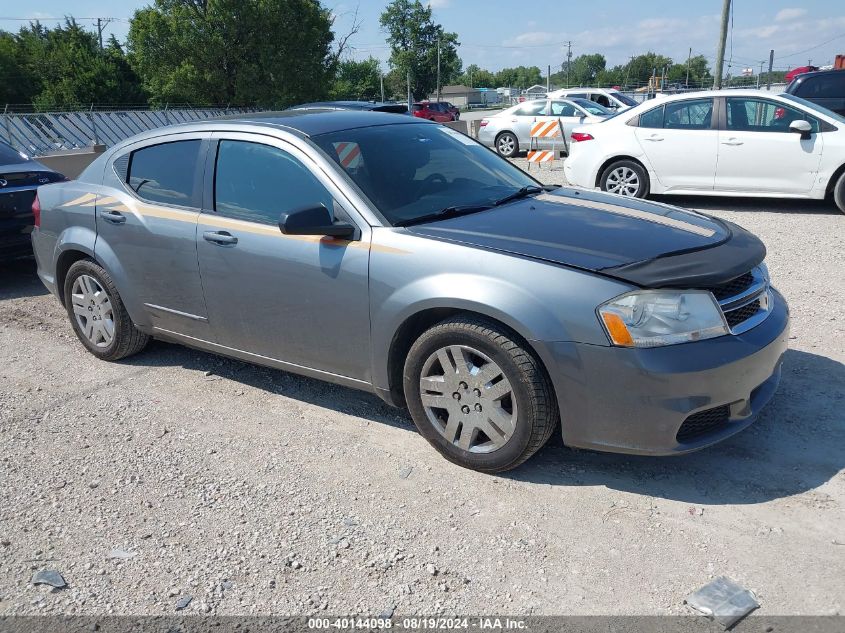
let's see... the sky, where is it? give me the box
[3,0,845,74]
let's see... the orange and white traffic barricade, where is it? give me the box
[527,119,564,170]
[333,141,362,170]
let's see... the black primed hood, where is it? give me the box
[407,188,766,288]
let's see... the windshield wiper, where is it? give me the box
[394,204,492,228]
[491,184,558,207]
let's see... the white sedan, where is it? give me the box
[565,89,845,213]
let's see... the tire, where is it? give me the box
[403,315,558,473]
[495,132,519,158]
[63,259,149,361]
[599,159,650,198]
[834,170,845,214]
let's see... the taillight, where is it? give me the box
[32,192,41,228]
[571,132,594,142]
[480,119,489,127]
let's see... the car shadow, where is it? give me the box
[0,257,49,300]
[652,194,840,215]
[124,339,844,505]
[508,348,845,505]
[124,339,417,433]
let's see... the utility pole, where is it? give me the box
[436,38,441,102]
[407,71,412,111]
[713,0,731,89]
[547,64,551,93]
[766,49,774,90]
[685,47,692,88]
[380,74,385,103]
[565,41,573,87]
[623,55,634,90]
[96,17,112,50]
[757,61,764,88]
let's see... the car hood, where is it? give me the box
[406,188,766,288]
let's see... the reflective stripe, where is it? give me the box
[530,121,561,138]
[527,150,555,163]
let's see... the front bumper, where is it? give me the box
[544,288,789,455]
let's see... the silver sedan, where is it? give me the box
[478,98,611,157]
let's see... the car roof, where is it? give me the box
[210,109,426,136]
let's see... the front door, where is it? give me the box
[634,97,718,192]
[715,96,824,194]
[196,134,372,381]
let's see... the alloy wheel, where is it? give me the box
[497,135,516,156]
[70,274,115,348]
[418,345,518,454]
[605,166,641,196]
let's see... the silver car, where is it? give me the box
[478,98,611,157]
[31,112,788,473]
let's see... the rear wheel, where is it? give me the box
[404,315,558,473]
[599,159,649,198]
[64,259,149,361]
[495,132,519,158]
[833,170,845,214]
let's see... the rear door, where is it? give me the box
[95,134,211,339]
[633,97,718,192]
[714,96,824,194]
[195,133,372,380]
[507,100,549,147]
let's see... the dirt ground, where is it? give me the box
[1,183,843,618]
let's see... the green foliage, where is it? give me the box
[380,0,461,99]
[331,57,383,100]
[127,0,336,107]
[0,20,145,109]
[457,64,496,88]
[494,66,543,88]
[552,53,606,86]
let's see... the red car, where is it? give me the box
[411,102,455,122]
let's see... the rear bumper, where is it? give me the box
[544,288,789,455]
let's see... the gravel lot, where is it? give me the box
[1,165,844,618]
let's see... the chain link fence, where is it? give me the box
[1,106,262,157]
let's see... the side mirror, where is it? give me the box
[278,203,355,238]
[789,119,812,139]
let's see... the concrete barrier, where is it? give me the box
[36,145,106,179]
[443,120,469,135]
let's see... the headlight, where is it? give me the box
[598,290,728,348]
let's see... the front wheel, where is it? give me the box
[495,132,519,158]
[833,170,845,214]
[599,159,650,198]
[64,259,150,361]
[403,316,558,473]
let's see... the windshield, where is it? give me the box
[610,91,638,107]
[312,123,539,226]
[780,93,845,124]
[570,98,612,116]
[0,141,28,165]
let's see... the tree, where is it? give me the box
[495,66,543,88]
[128,0,338,107]
[623,52,674,88]
[380,0,461,99]
[553,53,606,87]
[457,64,495,88]
[331,57,382,100]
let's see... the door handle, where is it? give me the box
[203,230,238,245]
[644,135,664,141]
[98,209,126,224]
[721,139,744,146]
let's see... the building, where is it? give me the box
[428,85,500,108]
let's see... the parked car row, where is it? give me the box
[564,88,845,214]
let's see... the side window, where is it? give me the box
[663,98,714,130]
[550,101,577,117]
[592,94,611,108]
[638,105,664,128]
[214,140,334,225]
[726,98,820,133]
[516,101,547,116]
[127,140,201,206]
[800,75,844,99]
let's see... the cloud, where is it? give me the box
[775,8,807,22]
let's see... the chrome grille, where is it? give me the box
[706,266,772,335]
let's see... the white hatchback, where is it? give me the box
[565,89,845,213]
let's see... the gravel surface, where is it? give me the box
[1,169,844,617]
